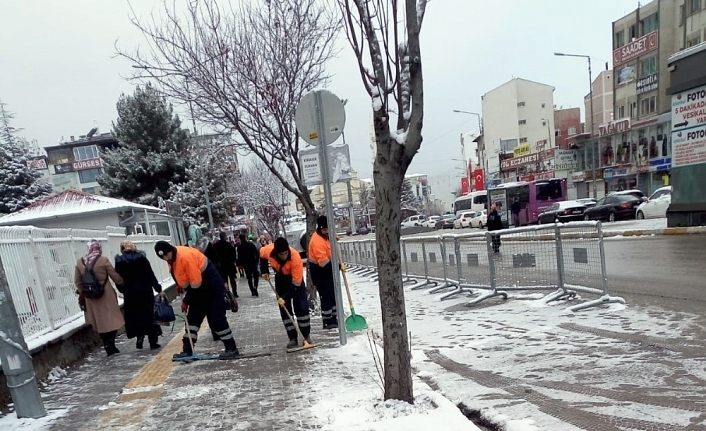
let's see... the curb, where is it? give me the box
[604,226,706,237]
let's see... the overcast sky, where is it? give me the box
[0,0,638,207]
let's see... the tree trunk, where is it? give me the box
[304,203,319,310]
[374,146,413,403]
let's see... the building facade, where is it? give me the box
[43,133,119,194]
[584,69,614,135]
[553,108,582,149]
[481,78,556,184]
[570,0,706,199]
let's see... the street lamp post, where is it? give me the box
[554,52,597,198]
[453,110,483,191]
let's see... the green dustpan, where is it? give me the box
[345,308,368,332]
[341,270,368,332]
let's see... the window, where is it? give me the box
[518,119,527,125]
[541,103,546,108]
[689,0,701,15]
[640,95,657,116]
[639,56,657,77]
[630,102,638,118]
[629,24,637,39]
[640,14,658,36]
[473,195,487,206]
[687,35,701,47]
[78,168,103,184]
[517,102,526,107]
[536,180,564,201]
[519,137,528,143]
[568,127,577,135]
[617,65,636,84]
[615,30,625,48]
[680,4,686,26]
[555,130,561,137]
[73,145,99,161]
[618,106,626,119]
[47,148,73,165]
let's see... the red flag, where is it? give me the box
[473,169,485,191]
[460,177,470,195]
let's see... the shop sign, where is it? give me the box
[513,143,531,157]
[72,158,103,171]
[603,166,633,179]
[555,149,578,170]
[571,171,586,182]
[500,153,539,170]
[54,163,74,174]
[598,119,631,137]
[671,84,706,168]
[636,74,658,95]
[648,157,671,172]
[26,157,48,170]
[613,31,658,67]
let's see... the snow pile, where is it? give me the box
[45,367,67,383]
[0,409,68,430]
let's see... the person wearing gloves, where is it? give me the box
[114,240,164,350]
[260,237,313,350]
[154,241,239,359]
[307,215,339,329]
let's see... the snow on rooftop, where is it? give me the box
[0,189,161,225]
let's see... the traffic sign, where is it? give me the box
[671,83,706,133]
[294,90,346,146]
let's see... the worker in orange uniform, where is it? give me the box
[154,241,239,360]
[260,237,312,350]
[308,215,339,329]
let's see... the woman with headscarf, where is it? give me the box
[114,240,164,350]
[74,240,125,356]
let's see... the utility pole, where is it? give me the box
[0,256,46,418]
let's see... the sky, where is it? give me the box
[0,0,639,208]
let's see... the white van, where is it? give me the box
[401,215,425,228]
[453,190,488,216]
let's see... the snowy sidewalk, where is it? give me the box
[2,279,475,431]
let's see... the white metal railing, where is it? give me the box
[0,225,172,346]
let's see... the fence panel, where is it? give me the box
[557,223,606,295]
[452,232,492,289]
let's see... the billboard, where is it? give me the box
[613,31,658,67]
[299,144,352,186]
[671,84,706,168]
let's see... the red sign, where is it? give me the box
[72,158,103,171]
[460,177,470,195]
[472,169,485,191]
[500,153,540,170]
[26,158,48,170]
[613,31,658,67]
[598,119,631,137]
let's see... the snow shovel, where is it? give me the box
[339,263,368,332]
[265,277,316,351]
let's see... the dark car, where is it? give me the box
[538,200,589,224]
[609,189,648,202]
[438,214,455,229]
[583,195,642,222]
[356,225,371,235]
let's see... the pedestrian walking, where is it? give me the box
[74,240,125,356]
[154,241,240,360]
[511,197,522,227]
[212,231,239,298]
[260,237,313,350]
[308,215,338,329]
[487,202,504,253]
[237,233,260,296]
[114,240,163,350]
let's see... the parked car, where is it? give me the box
[422,215,442,229]
[576,198,597,207]
[401,214,426,228]
[609,189,647,202]
[439,214,455,229]
[469,210,488,228]
[538,200,590,224]
[356,225,371,235]
[636,186,672,219]
[453,211,477,229]
[583,195,642,222]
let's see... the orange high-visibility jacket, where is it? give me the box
[169,246,208,289]
[307,232,331,267]
[261,244,304,286]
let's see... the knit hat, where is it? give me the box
[273,237,289,254]
[154,241,175,258]
[316,215,328,230]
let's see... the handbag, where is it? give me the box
[154,295,176,324]
[224,289,239,313]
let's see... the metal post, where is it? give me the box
[144,209,153,236]
[314,90,346,346]
[554,224,565,292]
[454,237,463,285]
[402,240,410,279]
[440,239,450,284]
[597,222,609,295]
[0,255,47,418]
[588,56,597,199]
[485,232,497,292]
[421,241,429,282]
[28,231,55,331]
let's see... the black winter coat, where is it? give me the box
[212,240,237,272]
[236,241,259,270]
[115,251,162,339]
[486,209,504,231]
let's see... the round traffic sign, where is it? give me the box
[295,90,346,146]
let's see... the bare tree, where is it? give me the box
[118,0,339,234]
[233,160,288,234]
[339,0,427,403]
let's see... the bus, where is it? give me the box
[453,190,488,216]
[488,178,567,226]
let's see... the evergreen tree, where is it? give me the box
[168,155,231,227]
[98,84,190,207]
[400,179,418,210]
[0,101,52,214]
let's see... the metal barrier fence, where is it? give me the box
[339,221,624,312]
[0,226,172,344]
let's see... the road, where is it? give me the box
[603,234,706,315]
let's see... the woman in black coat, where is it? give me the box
[115,240,163,350]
